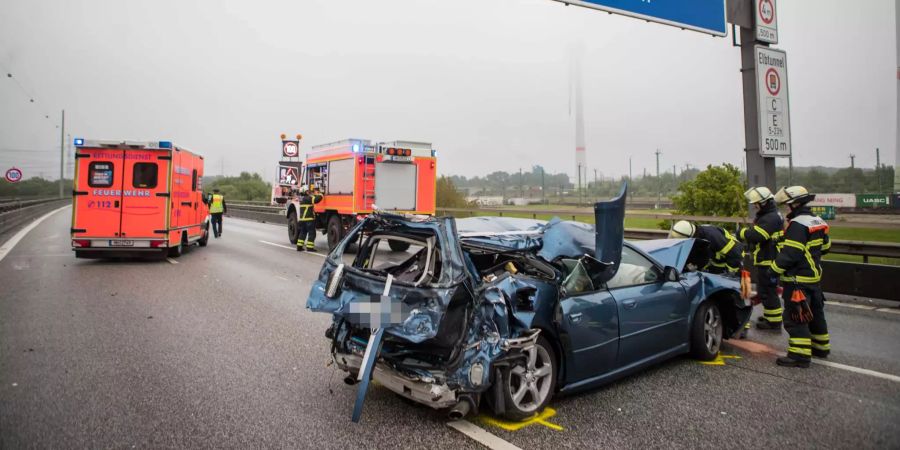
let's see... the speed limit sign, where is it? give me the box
[5,167,23,183]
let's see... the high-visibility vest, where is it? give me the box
[210,194,224,213]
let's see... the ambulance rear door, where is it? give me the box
[72,148,124,238]
[120,149,170,239]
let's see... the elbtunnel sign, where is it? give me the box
[755,46,791,158]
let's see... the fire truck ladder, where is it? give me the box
[361,155,376,210]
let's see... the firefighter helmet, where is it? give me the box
[669,220,696,239]
[774,186,815,205]
[743,186,774,204]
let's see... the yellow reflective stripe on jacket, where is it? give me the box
[753,225,770,240]
[782,239,806,251]
[210,194,224,213]
[821,240,831,251]
[771,262,786,274]
[298,205,314,221]
[807,239,824,248]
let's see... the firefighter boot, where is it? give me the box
[812,349,829,359]
[756,319,782,331]
[296,239,306,252]
[776,356,810,368]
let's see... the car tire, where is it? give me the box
[287,209,298,245]
[499,335,556,421]
[168,234,184,258]
[388,240,411,252]
[327,215,343,251]
[690,301,723,361]
[198,226,209,247]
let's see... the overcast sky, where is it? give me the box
[0,0,896,182]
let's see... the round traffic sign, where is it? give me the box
[759,0,775,25]
[5,167,23,183]
[283,141,299,157]
[765,68,781,96]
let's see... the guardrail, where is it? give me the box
[229,202,900,261]
[0,198,70,238]
[227,202,898,301]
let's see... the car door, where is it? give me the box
[558,258,619,382]
[608,245,690,367]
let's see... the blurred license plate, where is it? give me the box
[109,240,134,247]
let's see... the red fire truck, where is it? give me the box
[71,139,210,258]
[278,138,437,250]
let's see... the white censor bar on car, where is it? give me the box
[357,274,394,382]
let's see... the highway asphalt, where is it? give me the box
[1,208,898,449]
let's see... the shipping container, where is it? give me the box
[855,194,891,209]
[809,193,856,208]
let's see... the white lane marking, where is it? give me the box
[259,240,295,251]
[447,420,521,450]
[0,205,69,263]
[875,308,900,315]
[166,258,179,265]
[275,275,288,281]
[809,358,900,384]
[827,301,878,311]
[259,240,327,257]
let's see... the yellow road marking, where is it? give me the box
[699,353,742,366]
[479,407,564,432]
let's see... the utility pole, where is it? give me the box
[655,149,662,209]
[788,154,794,186]
[628,156,633,204]
[519,167,524,199]
[577,163,582,205]
[541,167,545,203]
[850,154,856,193]
[59,109,65,198]
[593,168,598,195]
[875,148,881,193]
[850,154,855,169]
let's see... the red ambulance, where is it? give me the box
[70,139,210,258]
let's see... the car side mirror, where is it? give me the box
[663,266,680,282]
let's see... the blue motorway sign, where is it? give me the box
[554,0,727,36]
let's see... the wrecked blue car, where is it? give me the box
[307,186,750,422]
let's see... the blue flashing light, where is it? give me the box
[73,138,84,146]
[352,143,360,153]
[159,141,173,149]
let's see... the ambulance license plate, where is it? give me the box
[109,240,134,247]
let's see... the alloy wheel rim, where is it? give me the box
[703,306,722,353]
[508,344,552,413]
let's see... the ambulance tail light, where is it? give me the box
[149,240,167,248]
[73,239,92,248]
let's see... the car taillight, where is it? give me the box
[73,239,91,248]
[150,240,166,248]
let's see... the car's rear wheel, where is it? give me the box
[690,301,722,361]
[499,336,556,421]
[198,224,209,247]
[168,233,185,258]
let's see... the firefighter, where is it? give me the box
[739,187,785,330]
[208,189,227,238]
[669,221,743,276]
[771,186,831,368]
[296,185,323,252]
[670,220,751,338]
